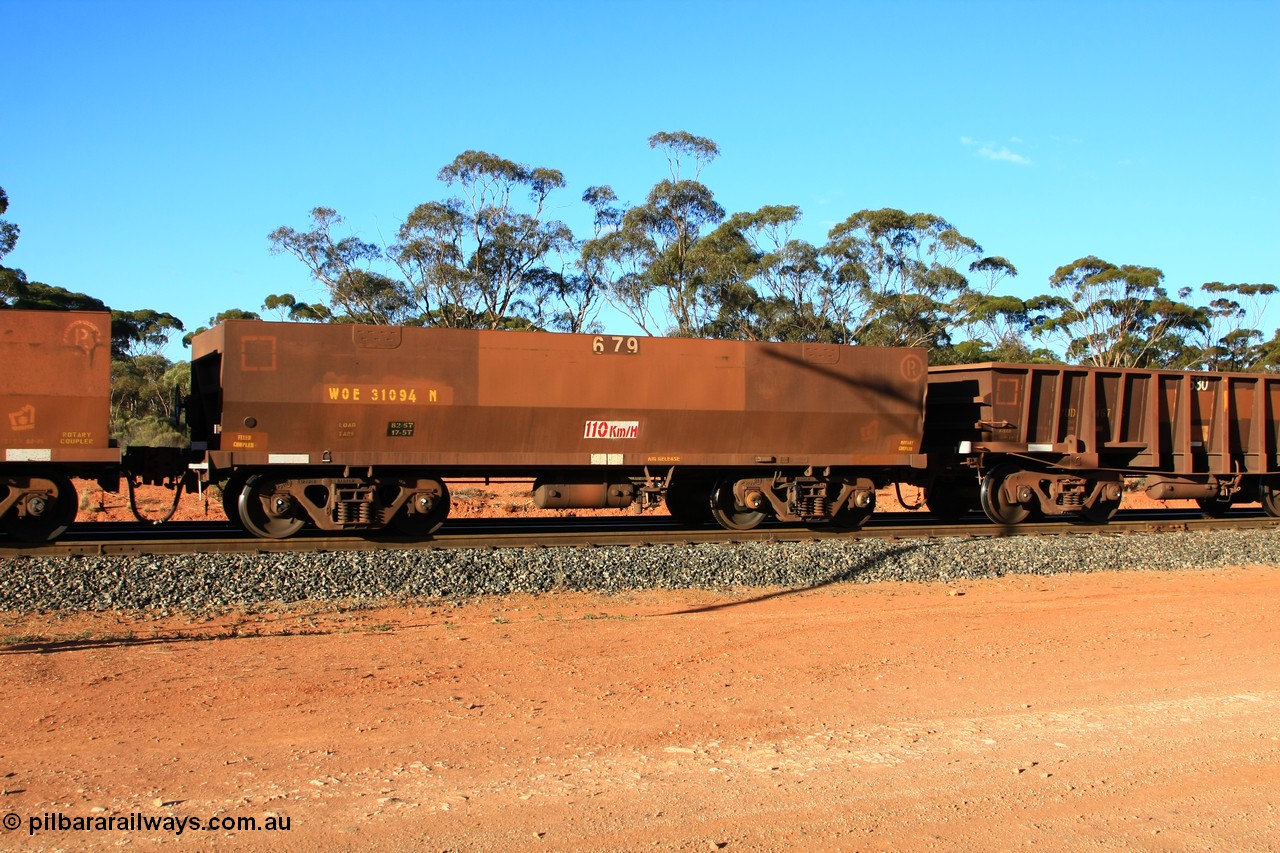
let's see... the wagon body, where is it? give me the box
[191,322,926,471]
[188,321,927,535]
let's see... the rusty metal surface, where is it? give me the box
[190,322,928,475]
[927,362,1280,476]
[0,310,117,465]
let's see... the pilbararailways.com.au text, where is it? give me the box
[9,811,291,836]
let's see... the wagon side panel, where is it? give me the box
[0,309,117,464]
[198,321,926,473]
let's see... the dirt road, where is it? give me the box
[2,565,1277,851]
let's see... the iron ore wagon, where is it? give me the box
[923,362,1280,524]
[187,321,929,538]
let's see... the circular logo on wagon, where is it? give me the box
[901,354,925,382]
[63,320,103,354]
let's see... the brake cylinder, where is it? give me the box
[532,481,635,509]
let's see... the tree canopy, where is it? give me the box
[257,140,1277,371]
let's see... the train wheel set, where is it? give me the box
[221,472,452,539]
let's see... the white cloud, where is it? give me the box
[981,145,1032,165]
[960,136,1033,166]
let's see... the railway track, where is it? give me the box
[3,509,1276,558]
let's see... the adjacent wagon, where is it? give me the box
[924,362,1280,523]
[0,310,117,541]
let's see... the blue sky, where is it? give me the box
[3,0,1277,355]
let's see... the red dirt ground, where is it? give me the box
[1,567,1277,851]
[2,480,1269,849]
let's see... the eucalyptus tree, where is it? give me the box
[1,184,36,307]
[268,207,413,325]
[1250,329,1280,372]
[822,208,1014,350]
[942,293,1060,364]
[519,185,623,334]
[582,131,728,336]
[391,150,576,329]
[180,308,263,348]
[1180,282,1277,371]
[262,293,332,322]
[697,205,845,343]
[1031,256,1206,368]
[110,309,186,357]
[0,186,17,265]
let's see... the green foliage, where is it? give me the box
[115,414,187,449]
[696,206,843,343]
[110,308,185,357]
[1176,282,1278,371]
[262,293,331,322]
[258,147,1276,373]
[181,308,263,347]
[822,209,1014,349]
[0,185,28,305]
[269,153,583,331]
[1250,328,1280,372]
[580,131,730,336]
[1032,256,1207,368]
[268,207,413,325]
[0,186,18,260]
[647,131,720,180]
[111,356,189,447]
[392,150,576,330]
[2,277,110,312]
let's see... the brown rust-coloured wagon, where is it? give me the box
[0,309,117,541]
[924,362,1280,524]
[188,321,928,537]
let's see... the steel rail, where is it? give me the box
[1,510,1276,559]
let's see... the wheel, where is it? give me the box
[0,476,78,543]
[979,465,1033,525]
[829,491,875,530]
[664,481,714,526]
[1261,478,1280,518]
[238,475,306,539]
[1196,497,1232,518]
[220,472,249,525]
[925,483,978,522]
[391,480,450,536]
[709,479,767,531]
